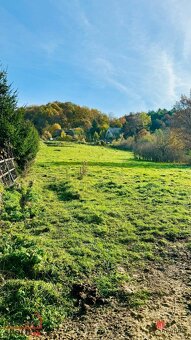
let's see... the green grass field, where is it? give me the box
[0,142,191,338]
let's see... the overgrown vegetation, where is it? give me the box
[1,142,191,338]
[112,97,191,163]
[133,128,186,162]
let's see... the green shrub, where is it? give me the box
[1,190,23,221]
[112,136,135,150]
[0,280,67,331]
[0,235,43,279]
[12,116,39,170]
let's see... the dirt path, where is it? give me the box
[39,246,191,339]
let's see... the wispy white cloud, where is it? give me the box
[164,0,191,60]
[2,0,191,114]
[78,10,93,29]
[40,40,64,57]
[73,0,187,112]
[91,56,146,110]
[140,48,178,108]
[159,52,177,100]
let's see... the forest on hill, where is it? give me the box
[22,96,191,163]
[23,101,174,141]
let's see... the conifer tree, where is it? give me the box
[0,67,39,168]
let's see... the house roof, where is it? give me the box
[107,127,121,133]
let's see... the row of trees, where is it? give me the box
[0,69,39,169]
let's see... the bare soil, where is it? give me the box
[39,245,191,340]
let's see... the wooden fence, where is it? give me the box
[0,157,17,187]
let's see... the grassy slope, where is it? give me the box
[0,142,191,337]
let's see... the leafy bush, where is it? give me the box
[0,233,72,332]
[2,189,23,221]
[0,235,43,279]
[1,248,43,278]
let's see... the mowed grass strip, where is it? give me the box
[0,142,191,335]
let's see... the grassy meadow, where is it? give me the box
[0,142,191,338]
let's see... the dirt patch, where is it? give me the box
[39,246,191,339]
[71,283,107,312]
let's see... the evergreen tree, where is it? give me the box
[0,68,39,169]
[0,69,17,146]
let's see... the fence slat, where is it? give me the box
[0,156,17,186]
[0,158,14,164]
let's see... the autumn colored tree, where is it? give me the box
[173,95,191,148]
[134,128,185,162]
[49,123,62,134]
[23,101,109,138]
[109,118,122,128]
[123,112,151,138]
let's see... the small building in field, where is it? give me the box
[105,127,121,141]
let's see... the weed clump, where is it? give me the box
[118,289,151,308]
[77,162,88,180]
[1,182,42,221]
[0,279,68,331]
[0,330,27,339]
[0,235,43,279]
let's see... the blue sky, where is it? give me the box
[1,0,191,116]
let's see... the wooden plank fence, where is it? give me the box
[0,157,17,187]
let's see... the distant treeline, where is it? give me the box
[22,95,191,163]
[22,101,174,140]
